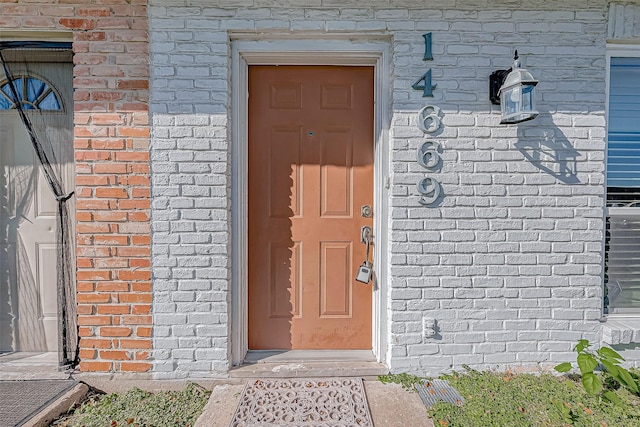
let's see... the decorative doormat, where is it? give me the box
[229,378,373,427]
[416,379,465,408]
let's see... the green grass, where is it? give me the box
[52,368,640,427]
[52,382,210,427]
[378,372,428,391]
[427,369,640,427]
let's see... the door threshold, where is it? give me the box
[230,350,388,379]
[244,350,376,364]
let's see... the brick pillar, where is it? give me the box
[70,5,151,373]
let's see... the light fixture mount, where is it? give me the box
[489,68,510,105]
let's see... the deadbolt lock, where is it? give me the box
[361,205,373,218]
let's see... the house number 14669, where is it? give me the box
[413,33,443,206]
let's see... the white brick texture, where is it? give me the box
[149,0,628,378]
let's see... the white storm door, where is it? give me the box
[0,58,73,352]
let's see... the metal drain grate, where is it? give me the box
[416,380,464,408]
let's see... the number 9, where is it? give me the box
[417,177,441,206]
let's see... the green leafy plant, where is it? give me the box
[52,382,211,427]
[377,372,427,391]
[555,339,639,404]
[552,399,581,425]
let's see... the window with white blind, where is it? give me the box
[605,55,640,314]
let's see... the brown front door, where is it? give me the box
[248,65,374,350]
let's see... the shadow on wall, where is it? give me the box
[514,117,582,185]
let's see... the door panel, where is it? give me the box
[320,241,352,317]
[269,241,302,319]
[248,65,374,350]
[38,243,59,351]
[0,59,73,352]
[321,129,353,217]
[269,127,301,218]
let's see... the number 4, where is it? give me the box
[412,69,436,97]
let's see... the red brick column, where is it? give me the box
[0,1,152,373]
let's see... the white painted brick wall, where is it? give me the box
[148,0,629,378]
[608,2,640,40]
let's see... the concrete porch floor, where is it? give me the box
[230,350,389,378]
[0,352,71,380]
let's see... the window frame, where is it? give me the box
[0,73,64,112]
[605,44,640,316]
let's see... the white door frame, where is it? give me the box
[230,37,391,367]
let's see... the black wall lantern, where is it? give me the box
[489,50,539,124]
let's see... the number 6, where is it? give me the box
[417,105,442,134]
[417,141,441,169]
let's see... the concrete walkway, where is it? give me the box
[195,380,435,427]
[4,377,436,427]
[4,351,436,426]
[3,359,436,427]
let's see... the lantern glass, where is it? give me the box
[500,82,538,124]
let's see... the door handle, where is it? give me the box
[361,226,372,244]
